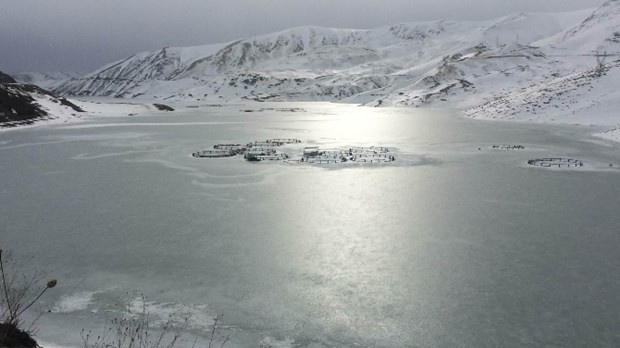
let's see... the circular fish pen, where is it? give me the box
[527,158,583,168]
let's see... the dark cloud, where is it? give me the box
[0,0,604,72]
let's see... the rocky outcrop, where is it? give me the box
[153,103,174,111]
[0,84,48,125]
[0,82,84,128]
[0,71,16,84]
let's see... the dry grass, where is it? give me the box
[81,293,228,348]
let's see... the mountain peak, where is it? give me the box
[557,0,620,51]
[44,6,619,114]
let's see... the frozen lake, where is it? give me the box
[2,102,620,347]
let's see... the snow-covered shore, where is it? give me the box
[0,95,176,131]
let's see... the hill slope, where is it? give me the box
[0,71,84,128]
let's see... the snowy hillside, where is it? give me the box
[0,71,172,129]
[466,0,620,125]
[13,71,83,90]
[552,0,620,53]
[0,81,85,128]
[50,9,585,98]
[48,1,620,131]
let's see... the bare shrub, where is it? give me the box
[0,249,57,327]
[81,293,185,348]
[205,314,229,348]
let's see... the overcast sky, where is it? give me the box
[0,0,605,73]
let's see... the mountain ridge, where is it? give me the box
[39,2,620,127]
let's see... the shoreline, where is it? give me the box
[3,98,620,146]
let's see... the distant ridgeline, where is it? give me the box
[41,0,620,119]
[0,70,84,128]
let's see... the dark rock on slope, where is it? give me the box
[0,71,17,84]
[153,103,174,111]
[0,85,48,126]
[0,323,38,348]
[0,72,84,127]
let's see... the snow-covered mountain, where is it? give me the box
[13,71,83,90]
[0,72,85,128]
[0,76,175,129]
[49,1,620,124]
[552,0,620,52]
[467,0,620,124]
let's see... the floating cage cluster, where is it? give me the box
[245,152,289,161]
[266,138,302,145]
[192,150,236,158]
[193,143,247,158]
[527,158,584,168]
[302,148,347,164]
[491,144,525,150]
[346,146,396,163]
[249,138,301,147]
[244,147,289,161]
[301,146,396,164]
[214,144,247,151]
[241,108,306,113]
[193,138,301,161]
[192,140,397,164]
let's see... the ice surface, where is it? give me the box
[2,104,620,347]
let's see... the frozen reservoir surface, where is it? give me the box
[1,102,620,347]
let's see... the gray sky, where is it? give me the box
[0,0,605,73]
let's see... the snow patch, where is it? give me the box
[52,291,99,313]
[259,336,296,348]
[594,125,620,142]
[127,297,218,332]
